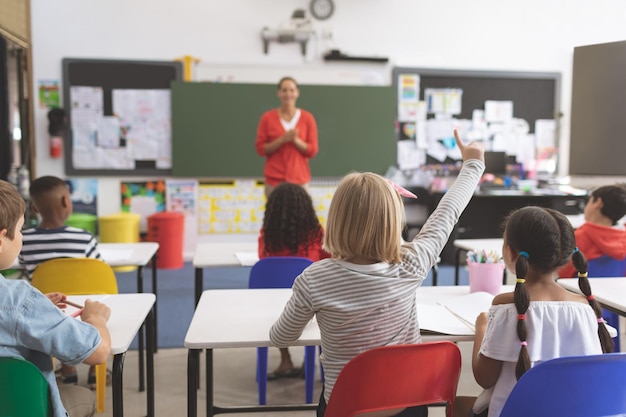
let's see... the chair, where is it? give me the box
[248,256,316,405]
[500,353,626,417]
[31,258,119,413]
[0,357,52,417]
[587,255,626,351]
[324,341,462,417]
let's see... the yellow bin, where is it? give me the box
[98,212,141,271]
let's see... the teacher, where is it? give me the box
[255,77,319,197]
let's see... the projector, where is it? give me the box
[261,9,314,56]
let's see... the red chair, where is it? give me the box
[324,341,462,417]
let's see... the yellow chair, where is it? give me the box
[31,258,118,413]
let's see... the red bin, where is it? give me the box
[147,211,185,269]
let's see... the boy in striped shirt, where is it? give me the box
[19,175,102,387]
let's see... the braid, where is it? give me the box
[574,250,614,353]
[514,254,531,380]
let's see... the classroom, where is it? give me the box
[2,1,626,416]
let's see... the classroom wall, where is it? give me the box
[29,0,626,216]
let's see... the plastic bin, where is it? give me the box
[98,212,141,272]
[65,213,97,235]
[147,211,184,269]
[98,212,141,243]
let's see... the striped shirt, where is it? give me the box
[19,226,102,279]
[269,159,484,402]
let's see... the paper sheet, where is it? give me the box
[417,304,474,336]
[99,248,133,263]
[235,252,259,267]
[439,291,496,331]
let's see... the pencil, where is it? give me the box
[63,299,84,309]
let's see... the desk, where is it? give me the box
[68,293,156,417]
[185,286,496,417]
[192,241,258,306]
[99,242,160,384]
[7,242,160,365]
[558,277,626,316]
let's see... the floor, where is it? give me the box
[91,341,482,417]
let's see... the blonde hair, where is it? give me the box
[324,172,405,263]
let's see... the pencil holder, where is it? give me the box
[468,261,505,295]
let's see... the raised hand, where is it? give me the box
[454,128,484,163]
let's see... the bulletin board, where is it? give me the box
[392,67,561,170]
[62,58,183,176]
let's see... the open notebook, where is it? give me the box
[417,291,495,336]
[417,291,618,338]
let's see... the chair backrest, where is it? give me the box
[31,258,118,295]
[248,256,313,289]
[324,342,462,417]
[587,255,626,277]
[500,353,626,417]
[0,357,51,416]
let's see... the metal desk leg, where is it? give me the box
[206,349,213,417]
[195,267,203,307]
[188,349,200,417]
[151,254,158,353]
[112,352,126,417]
[137,265,145,392]
[146,309,155,417]
[455,247,462,285]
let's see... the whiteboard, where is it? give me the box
[194,61,391,86]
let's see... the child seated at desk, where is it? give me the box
[258,182,329,379]
[18,176,103,387]
[0,179,111,417]
[467,206,611,417]
[270,129,485,417]
[558,184,626,278]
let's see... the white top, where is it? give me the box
[280,108,301,131]
[479,301,603,417]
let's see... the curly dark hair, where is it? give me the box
[262,182,322,255]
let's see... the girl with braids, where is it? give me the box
[469,206,612,417]
[258,182,329,379]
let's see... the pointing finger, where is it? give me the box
[453,128,465,152]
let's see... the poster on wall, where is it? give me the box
[165,179,199,255]
[66,178,98,215]
[121,180,166,233]
[38,80,61,109]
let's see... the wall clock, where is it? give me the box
[310,0,335,20]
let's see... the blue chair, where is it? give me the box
[587,255,626,351]
[500,353,626,417]
[248,256,317,405]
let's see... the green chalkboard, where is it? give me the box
[171,82,395,178]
